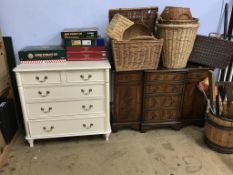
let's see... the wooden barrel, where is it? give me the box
[204,112,233,154]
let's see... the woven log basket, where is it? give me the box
[158,22,199,69]
[112,36,163,72]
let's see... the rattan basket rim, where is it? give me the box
[157,22,199,28]
[110,6,158,11]
[112,38,163,43]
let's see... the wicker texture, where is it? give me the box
[106,14,134,41]
[123,24,152,40]
[158,22,199,68]
[112,37,163,72]
[109,7,158,33]
[161,7,192,20]
[205,112,233,150]
[189,35,233,69]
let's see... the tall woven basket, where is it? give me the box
[158,22,199,68]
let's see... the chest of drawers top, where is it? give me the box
[13,61,111,72]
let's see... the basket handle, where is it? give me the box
[129,36,156,40]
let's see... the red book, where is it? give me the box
[66,46,106,52]
[66,51,107,61]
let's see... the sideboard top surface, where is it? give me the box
[13,60,111,72]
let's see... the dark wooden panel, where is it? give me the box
[145,72,185,82]
[112,71,143,126]
[182,82,207,120]
[144,109,180,122]
[144,95,182,109]
[115,71,143,83]
[144,83,184,94]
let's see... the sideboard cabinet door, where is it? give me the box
[112,71,143,131]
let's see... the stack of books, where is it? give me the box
[18,46,66,64]
[61,28,107,61]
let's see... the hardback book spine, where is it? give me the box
[61,31,98,39]
[64,39,97,46]
[19,50,66,61]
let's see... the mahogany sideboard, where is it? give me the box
[111,66,211,132]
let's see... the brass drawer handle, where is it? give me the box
[42,126,54,132]
[35,76,48,83]
[38,91,50,97]
[41,107,52,113]
[83,123,94,129]
[81,89,92,95]
[80,74,92,81]
[82,105,93,111]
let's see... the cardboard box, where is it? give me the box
[18,45,66,61]
[61,28,98,39]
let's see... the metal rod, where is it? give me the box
[224,3,228,39]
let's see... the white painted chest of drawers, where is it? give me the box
[14,61,111,147]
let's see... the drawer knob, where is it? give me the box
[38,91,50,97]
[82,105,93,111]
[81,89,92,95]
[83,123,94,129]
[42,126,54,132]
[35,76,48,83]
[80,74,92,81]
[41,107,52,113]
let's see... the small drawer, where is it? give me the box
[144,95,182,109]
[24,84,105,101]
[21,72,61,85]
[144,83,184,94]
[115,71,143,82]
[66,70,105,83]
[28,117,105,137]
[145,72,185,82]
[27,100,105,119]
[187,71,209,80]
[144,110,180,122]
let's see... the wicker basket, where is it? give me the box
[109,7,158,33]
[158,22,199,68]
[189,35,233,69]
[161,6,192,20]
[123,24,152,40]
[106,14,134,41]
[112,36,163,72]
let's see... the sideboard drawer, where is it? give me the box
[24,84,105,101]
[27,100,105,119]
[145,72,185,82]
[144,83,184,94]
[144,110,181,122]
[21,72,61,85]
[66,70,105,83]
[115,71,143,83]
[28,117,105,137]
[144,95,182,109]
[187,71,209,80]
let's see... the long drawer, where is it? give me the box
[28,117,105,137]
[24,84,105,101]
[144,83,184,94]
[144,109,181,122]
[144,95,182,109]
[66,70,105,83]
[27,100,105,119]
[21,72,61,85]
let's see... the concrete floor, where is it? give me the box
[0,126,233,175]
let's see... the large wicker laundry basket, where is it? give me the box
[158,22,199,68]
[112,36,163,72]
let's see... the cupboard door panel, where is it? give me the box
[114,83,142,122]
